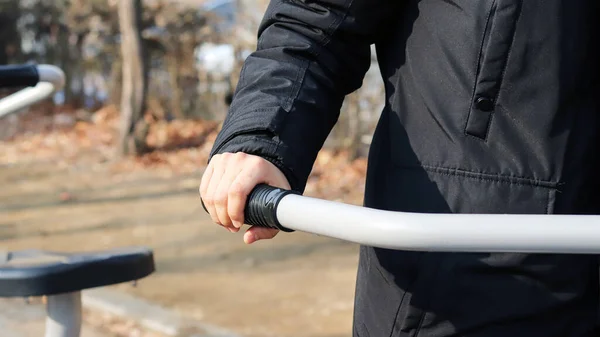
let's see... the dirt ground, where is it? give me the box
[0,160,360,337]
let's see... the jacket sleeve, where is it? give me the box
[209,0,398,192]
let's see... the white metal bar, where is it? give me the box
[0,65,65,119]
[276,194,600,254]
[44,292,82,337]
[37,65,66,89]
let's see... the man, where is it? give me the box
[199,1,600,336]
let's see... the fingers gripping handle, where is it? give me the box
[201,184,296,232]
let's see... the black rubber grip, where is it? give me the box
[244,184,296,232]
[0,64,39,89]
[201,184,297,232]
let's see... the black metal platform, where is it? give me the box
[0,247,155,297]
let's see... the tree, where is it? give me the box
[117,0,149,156]
[0,0,21,64]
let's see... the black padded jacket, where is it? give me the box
[209,1,600,336]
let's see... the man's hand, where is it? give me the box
[199,152,291,244]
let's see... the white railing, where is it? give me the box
[0,64,65,119]
[242,185,600,254]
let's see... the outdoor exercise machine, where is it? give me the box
[0,64,156,337]
[4,62,600,337]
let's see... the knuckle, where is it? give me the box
[214,208,226,220]
[230,213,243,223]
[220,152,232,161]
[203,194,214,205]
[229,202,243,217]
[251,156,267,169]
[229,153,246,166]
[228,183,245,198]
[219,213,232,225]
[214,191,228,205]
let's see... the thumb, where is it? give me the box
[244,227,279,244]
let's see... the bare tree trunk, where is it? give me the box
[0,0,22,64]
[118,0,148,156]
[109,59,122,106]
[346,92,362,160]
[58,29,77,106]
[166,51,184,119]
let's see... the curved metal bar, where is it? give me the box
[276,194,600,254]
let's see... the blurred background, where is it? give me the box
[0,1,384,336]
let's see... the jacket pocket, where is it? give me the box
[465,0,522,140]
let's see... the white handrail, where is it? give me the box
[0,64,65,119]
[276,194,600,254]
